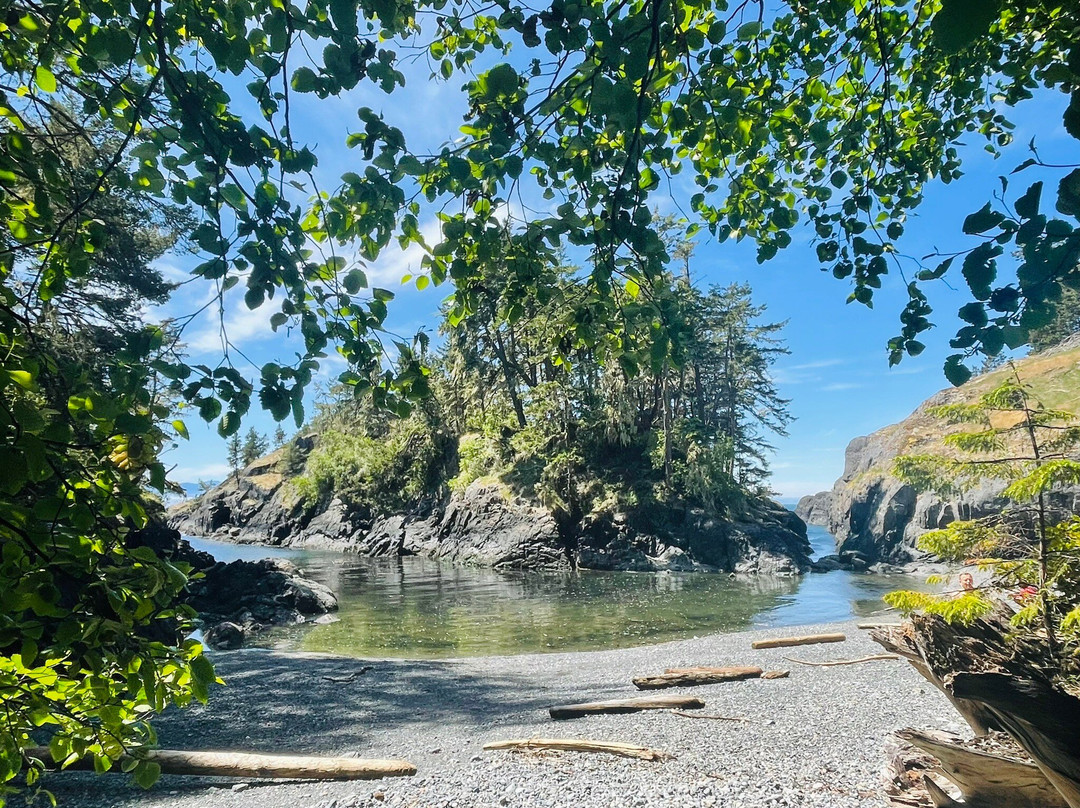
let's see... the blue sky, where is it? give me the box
[155,54,1074,500]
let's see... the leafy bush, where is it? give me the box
[449,433,502,494]
[293,418,446,516]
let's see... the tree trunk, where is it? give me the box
[872,611,1080,808]
[895,729,1069,808]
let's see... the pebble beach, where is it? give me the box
[44,620,968,808]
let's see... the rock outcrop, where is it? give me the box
[171,446,812,575]
[129,519,337,649]
[187,557,338,649]
[795,491,833,526]
[804,338,1080,564]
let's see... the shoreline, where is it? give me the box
[45,619,969,808]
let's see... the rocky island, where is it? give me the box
[171,446,812,576]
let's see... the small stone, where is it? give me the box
[372,791,386,801]
[232,783,249,792]
[429,748,441,754]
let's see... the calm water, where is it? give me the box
[187,523,927,658]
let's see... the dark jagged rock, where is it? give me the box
[803,338,1080,564]
[188,557,338,649]
[171,450,813,575]
[129,520,338,649]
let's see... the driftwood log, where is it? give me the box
[633,666,762,690]
[896,729,1069,808]
[872,611,1080,808]
[29,747,417,780]
[750,632,846,650]
[549,695,705,720]
[483,739,672,761]
[761,669,790,679]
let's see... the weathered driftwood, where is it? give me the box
[549,695,704,720]
[950,672,1080,808]
[761,669,790,679]
[29,747,417,780]
[633,666,762,690]
[670,710,751,722]
[897,728,1069,808]
[858,621,903,630]
[750,632,846,650]
[874,611,1080,808]
[482,739,672,761]
[922,774,960,808]
[783,653,899,667]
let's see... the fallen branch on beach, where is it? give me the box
[322,665,373,683]
[549,695,705,720]
[29,747,417,781]
[784,654,899,667]
[670,710,751,723]
[633,666,763,690]
[761,669,790,679]
[751,633,846,650]
[483,739,672,761]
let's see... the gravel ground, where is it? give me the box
[43,620,969,808]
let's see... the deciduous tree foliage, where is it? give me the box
[1,0,1078,795]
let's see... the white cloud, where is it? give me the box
[821,382,863,392]
[183,292,277,356]
[170,461,231,482]
[774,357,848,385]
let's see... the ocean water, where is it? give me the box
[187,522,929,658]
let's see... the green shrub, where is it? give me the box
[293,417,445,516]
[449,432,502,494]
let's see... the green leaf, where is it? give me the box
[172,420,189,440]
[1015,181,1043,219]
[962,203,1004,235]
[34,65,57,93]
[944,355,973,387]
[132,760,161,789]
[931,0,1002,53]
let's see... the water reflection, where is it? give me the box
[186,524,927,659]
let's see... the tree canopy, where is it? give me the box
[3,0,1078,428]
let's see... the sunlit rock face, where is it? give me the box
[801,338,1080,564]
[172,460,812,575]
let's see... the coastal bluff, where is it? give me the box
[797,337,1080,564]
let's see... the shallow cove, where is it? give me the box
[187,523,931,659]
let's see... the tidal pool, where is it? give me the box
[187,524,930,658]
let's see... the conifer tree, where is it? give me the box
[226,432,243,477]
[241,428,269,466]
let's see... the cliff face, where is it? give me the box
[803,339,1080,563]
[170,447,812,575]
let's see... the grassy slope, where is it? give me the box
[854,339,1080,479]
